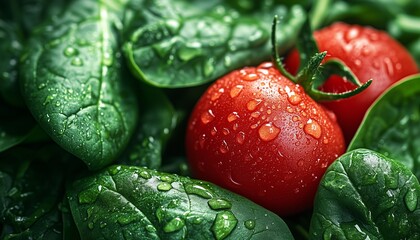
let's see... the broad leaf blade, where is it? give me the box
[67,165,294,239]
[348,74,420,179]
[123,0,305,88]
[310,148,420,239]
[20,0,138,170]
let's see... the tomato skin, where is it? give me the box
[186,62,345,216]
[286,22,419,143]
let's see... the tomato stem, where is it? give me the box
[271,15,371,102]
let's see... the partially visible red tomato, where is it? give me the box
[286,22,419,143]
[185,62,345,216]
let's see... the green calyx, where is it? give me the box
[271,15,372,102]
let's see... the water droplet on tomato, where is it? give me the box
[297,160,304,167]
[258,62,273,69]
[227,112,239,122]
[211,127,218,136]
[251,111,261,118]
[304,119,322,139]
[384,57,394,76]
[258,122,280,141]
[292,116,300,122]
[230,85,243,98]
[243,73,258,81]
[201,109,215,124]
[373,61,381,69]
[222,128,230,135]
[286,106,294,113]
[232,123,238,131]
[362,46,371,56]
[220,140,229,153]
[344,28,359,43]
[247,99,262,111]
[199,134,206,149]
[211,88,224,101]
[236,132,245,144]
[354,59,362,67]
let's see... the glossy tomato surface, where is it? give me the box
[186,62,345,216]
[286,22,419,143]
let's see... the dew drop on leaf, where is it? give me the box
[185,183,214,199]
[64,46,77,57]
[404,189,418,212]
[163,217,185,233]
[71,57,83,66]
[145,224,156,233]
[139,170,152,179]
[211,211,238,240]
[208,198,232,210]
[157,182,172,191]
[244,219,256,230]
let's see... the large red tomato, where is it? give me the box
[186,62,345,216]
[286,22,419,143]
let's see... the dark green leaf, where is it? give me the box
[67,165,294,239]
[349,74,420,179]
[123,0,305,88]
[118,84,178,169]
[310,148,420,240]
[20,0,138,170]
[0,145,70,239]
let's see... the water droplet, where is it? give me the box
[224,55,231,67]
[236,132,245,144]
[243,73,258,81]
[211,211,238,240]
[372,61,381,69]
[220,140,229,154]
[344,28,359,43]
[109,165,122,175]
[304,119,322,139]
[64,47,77,57]
[88,221,94,229]
[222,128,230,135]
[208,198,232,210]
[103,52,113,66]
[100,221,107,228]
[211,88,224,101]
[145,224,156,233]
[163,217,185,233]
[204,58,215,77]
[258,122,280,141]
[78,188,100,204]
[251,111,261,118]
[139,170,152,179]
[201,109,215,124]
[160,175,173,183]
[157,182,172,191]
[71,57,83,66]
[384,57,394,76]
[192,217,203,225]
[354,59,362,67]
[211,127,218,136]
[244,220,256,230]
[247,99,262,111]
[230,85,243,98]
[362,46,371,56]
[285,86,302,105]
[185,183,214,199]
[404,189,418,212]
[227,112,239,122]
[297,160,304,167]
[179,45,202,61]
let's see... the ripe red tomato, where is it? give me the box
[186,62,345,216]
[286,22,419,143]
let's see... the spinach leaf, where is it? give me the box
[348,74,420,179]
[123,0,305,88]
[310,148,420,240]
[0,145,70,239]
[0,20,24,107]
[67,165,294,239]
[20,0,138,170]
[118,84,178,169]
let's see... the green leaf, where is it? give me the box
[123,0,305,88]
[67,165,294,240]
[348,74,420,179]
[310,148,420,240]
[20,0,138,170]
[117,84,178,169]
[0,146,70,239]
